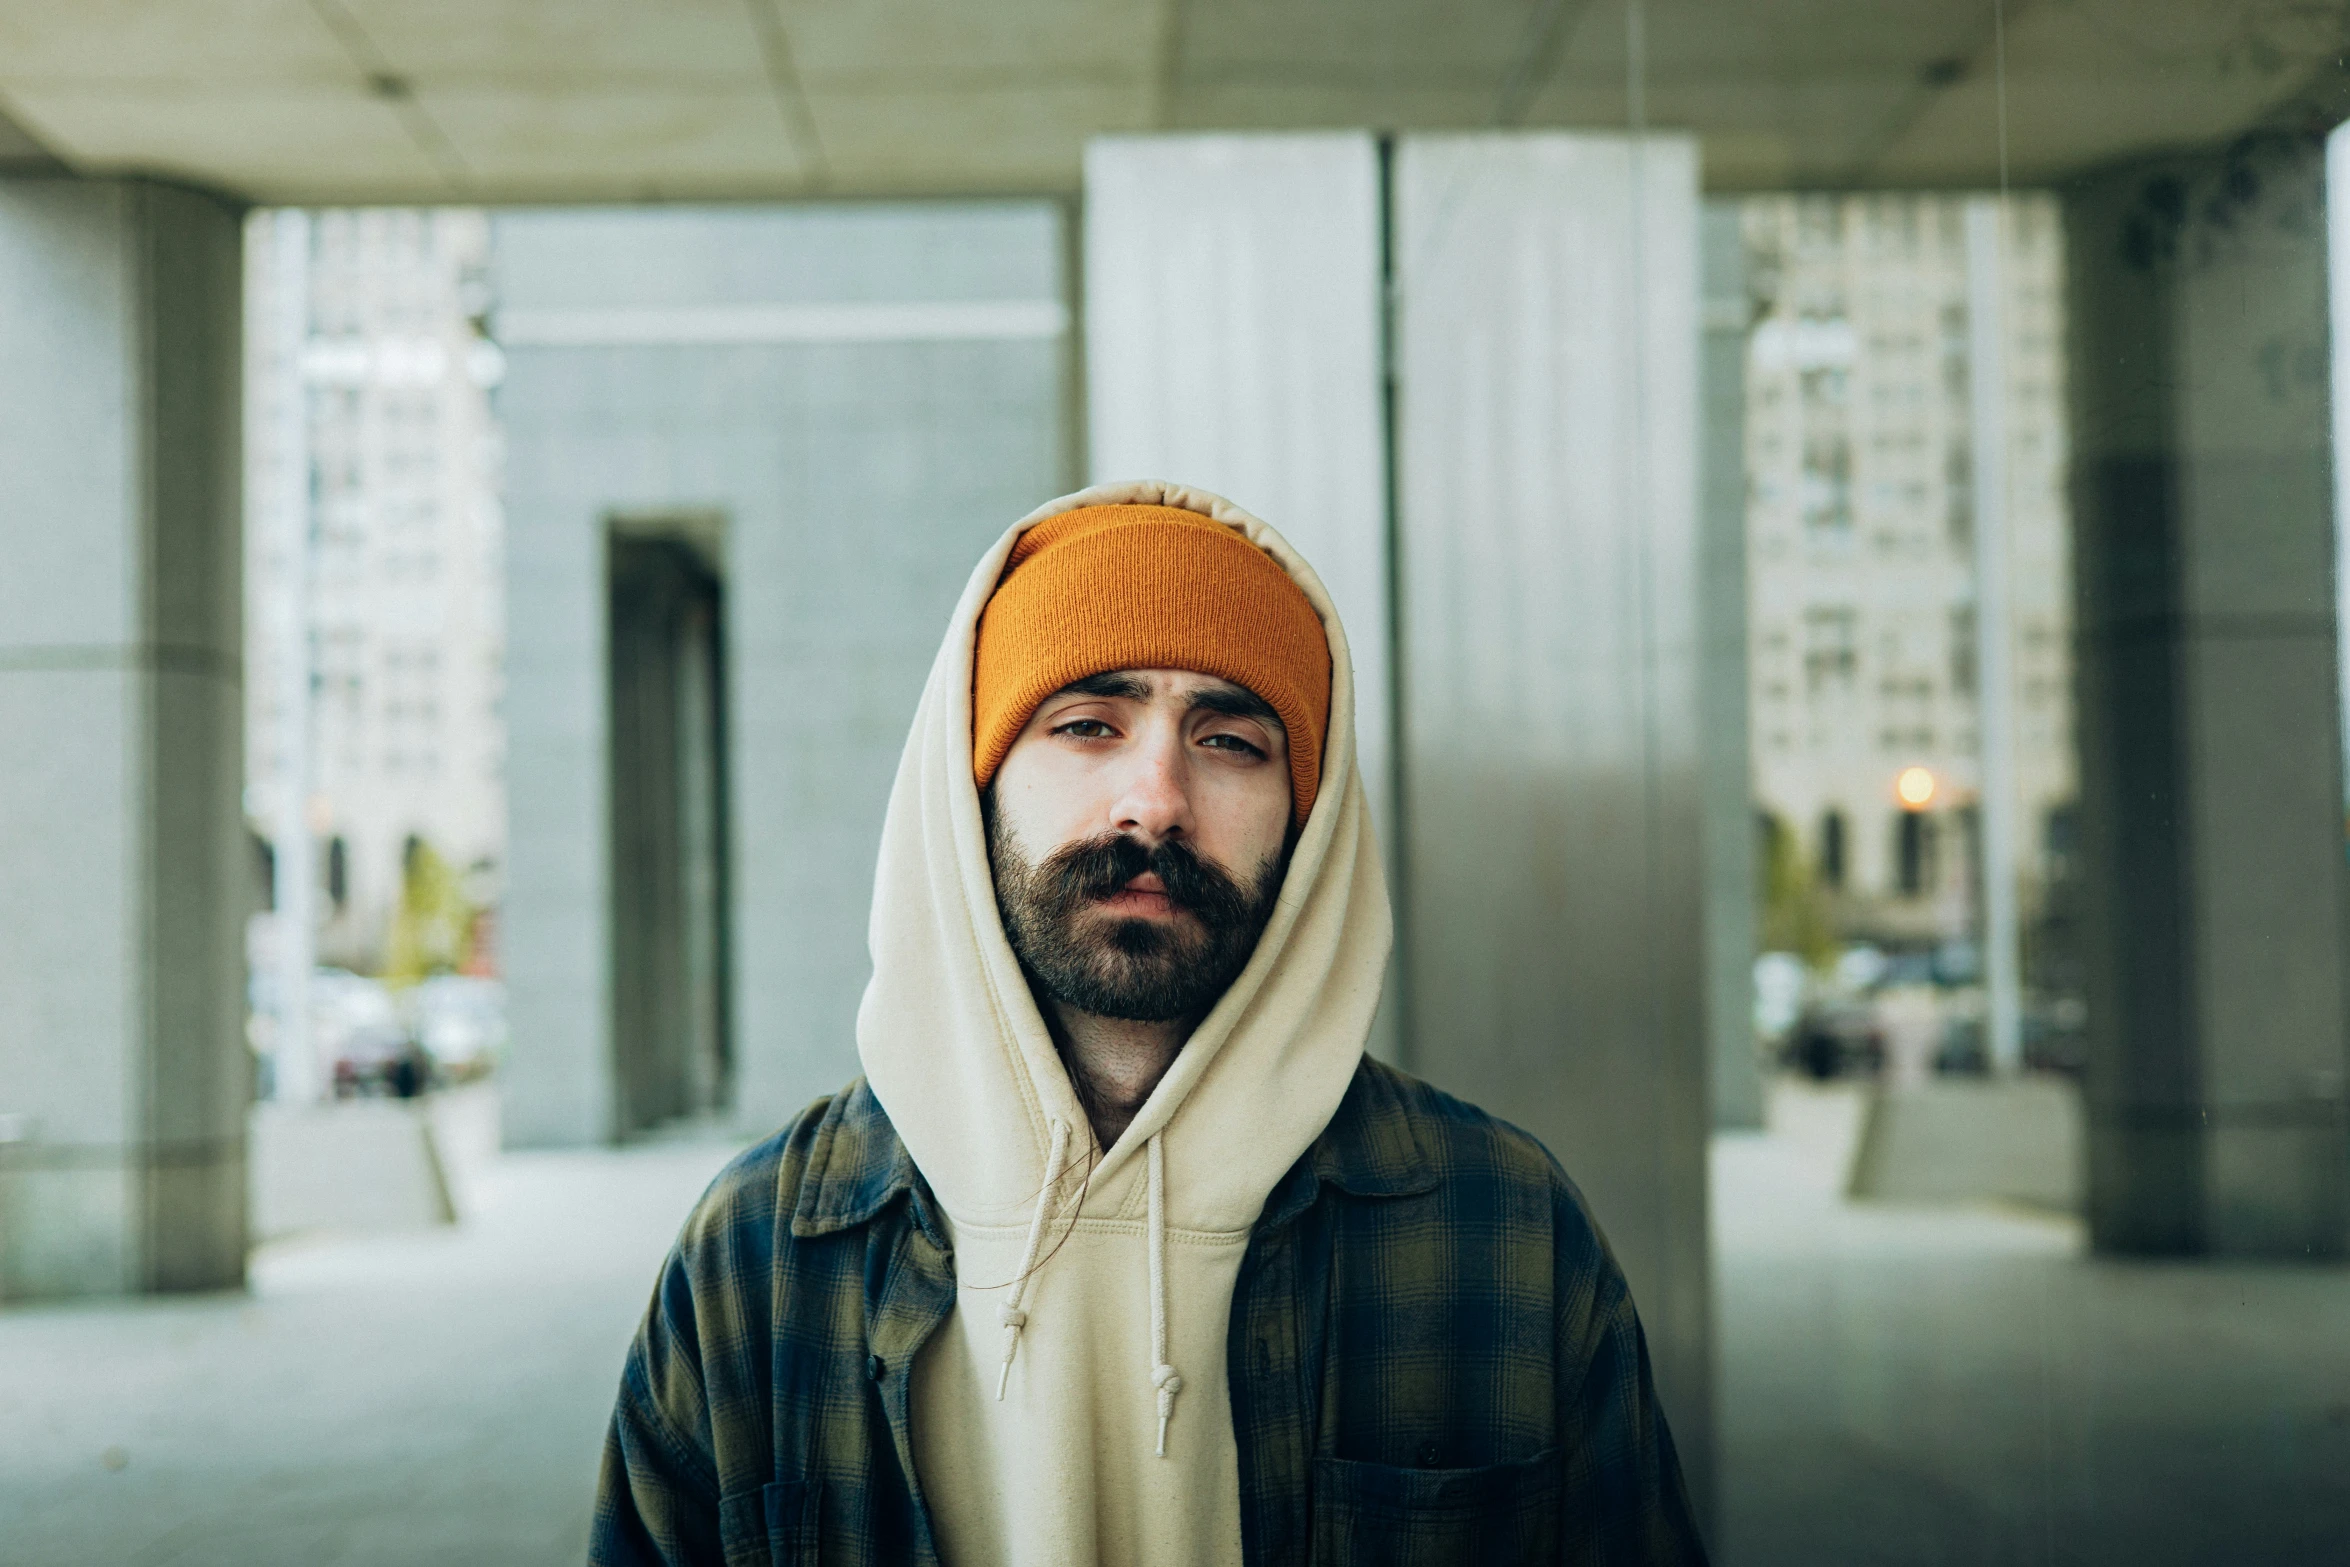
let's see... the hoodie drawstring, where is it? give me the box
[997,1115,1071,1399]
[991,1116,1184,1458]
[1147,1131,1182,1457]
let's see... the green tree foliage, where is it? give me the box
[1756,811,1836,968]
[384,835,475,987]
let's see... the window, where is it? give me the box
[1801,434,1853,538]
[1894,809,1933,896]
[1945,441,1973,549]
[1804,608,1859,695]
[1819,809,1847,889]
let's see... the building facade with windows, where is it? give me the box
[1743,193,2074,946]
[243,209,506,969]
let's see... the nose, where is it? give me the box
[1107,723,1193,845]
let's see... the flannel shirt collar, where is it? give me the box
[790,1081,937,1243]
[791,1059,1436,1246]
[1262,1053,1439,1230]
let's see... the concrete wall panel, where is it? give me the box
[1699,199,1762,1131]
[0,668,137,1148]
[2068,138,2350,1259]
[1391,132,1712,1497]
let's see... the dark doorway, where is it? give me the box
[607,527,731,1138]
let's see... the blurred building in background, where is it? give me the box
[1743,192,2073,950]
[244,209,506,974]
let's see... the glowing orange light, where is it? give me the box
[1894,766,1937,810]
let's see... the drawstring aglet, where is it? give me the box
[996,1303,1029,1401]
[1151,1364,1183,1457]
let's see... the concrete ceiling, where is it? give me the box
[0,0,2343,203]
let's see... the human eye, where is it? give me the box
[1200,730,1267,760]
[1053,717,1117,739]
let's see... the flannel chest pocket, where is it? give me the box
[717,1478,818,1567]
[1311,1448,1561,1567]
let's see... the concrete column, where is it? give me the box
[2066,135,2350,1258]
[1701,199,1764,1131]
[0,178,249,1297]
[1392,132,1713,1499]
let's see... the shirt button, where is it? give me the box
[1417,1441,1442,1468]
[866,1353,886,1383]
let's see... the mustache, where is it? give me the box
[1031,831,1258,927]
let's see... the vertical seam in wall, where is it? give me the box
[2164,365,2206,1242]
[1376,132,1412,1074]
[127,180,163,1290]
[611,521,629,1146]
[1061,195,1089,490]
[1624,126,1669,1201]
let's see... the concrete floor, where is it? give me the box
[1716,1082,2350,1567]
[2,1086,2345,1565]
[0,1138,745,1567]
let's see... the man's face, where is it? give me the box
[987,668,1296,1023]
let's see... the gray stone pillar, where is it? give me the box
[2066,136,2350,1258]
[1391,132,1714,1509]
[1701,199,1764,1132]
[0,178,248,1297]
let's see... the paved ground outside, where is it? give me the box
[4,1083,2347,1564]
[0,1136,746,1567]
[1716,1081,2350,1566]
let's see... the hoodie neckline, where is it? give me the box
[789,1062,1441,1246]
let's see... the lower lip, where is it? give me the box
[1097,889,1177,916]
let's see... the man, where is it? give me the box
[593,482,1707,1566]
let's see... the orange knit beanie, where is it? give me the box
[972,504,1332,822]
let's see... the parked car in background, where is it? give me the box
[406,974,506,1079]
[248,966,505,1099]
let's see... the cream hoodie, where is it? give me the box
[856,480,1392,1567]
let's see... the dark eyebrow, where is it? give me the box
[1048,669,1284,734]
[1054,670,1152,702]
[1188,682,1285,734]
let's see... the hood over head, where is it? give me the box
[857,478,1390,1231]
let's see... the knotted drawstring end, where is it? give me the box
[1145,1133,1182,1458]
[1150,1364,1184,1457]
[993,1118,1067,1403]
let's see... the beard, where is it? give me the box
[986,804,1288,1025]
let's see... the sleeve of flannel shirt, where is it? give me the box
[591,1131,792,1567]
[592,1245,726,1566]
[1553,1175,1713,1567]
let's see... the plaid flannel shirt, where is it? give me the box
[592,1056,1709,1566]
